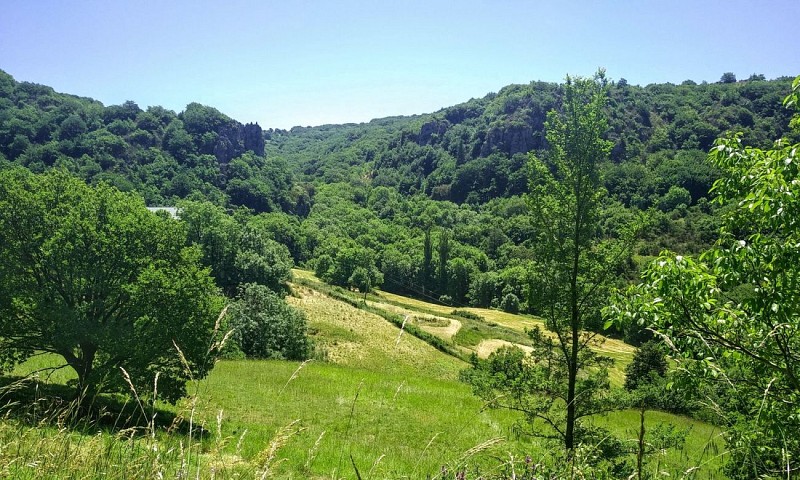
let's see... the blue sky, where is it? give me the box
[1,0,797,129]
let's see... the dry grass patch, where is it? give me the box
[416,317,462,341]
[288,285,464,380]
[291,269,633,385]
[368,289,453,315]
[373,286,635,371]
[365,300,462,341]
[474,339,534,359]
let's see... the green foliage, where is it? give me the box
[0,70,292,213]
[228,283,310,360]
[178,200,293,295]
[0,169,224,403]
[348,266,372,294]
[235,225,293,294]
[521,71,631,450]
[462,340,618,444]
[469,271,498,308]
[657,185,691,211]
[611,76,800,477]
[0,69,792,322]
[320,245,383,291]
[270,71,790,207]
[314,254,333,279]
[499,293,520,314]
[451,310,485,321]
[623,340,667,391]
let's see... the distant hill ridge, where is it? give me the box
[0,69,795,209]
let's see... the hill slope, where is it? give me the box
[2,268,725,478]
[270,75,795,205]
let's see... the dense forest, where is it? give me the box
[1,69,794,335]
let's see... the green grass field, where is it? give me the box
[0,271,727,478]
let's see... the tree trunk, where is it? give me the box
[565,213,581,452]
[61,343,97,411]
[637,405,646,479]
[565,356,577,450]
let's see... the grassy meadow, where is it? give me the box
[0,270,727,478]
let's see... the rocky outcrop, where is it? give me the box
[479,123,537,157]
[418,119,450,145]
[212,122,265,165]
[243,123,265,155]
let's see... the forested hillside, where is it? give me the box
[0,69,301,212]
[271,74,794,205]
[0,70,795,338]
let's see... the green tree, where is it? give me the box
[179,200,240,292]
[228,283,310,360]
[720,72,737,84]
[314,254,334,281]
[499,292,520,314]
[519,71,627,451]
[656,185,691,212]
[437,228,451,295]
[179,201,292,295]
[234,225,293,294]
[528,71,611,450]
[447,257,474,304]
[349,267,372,301]
[321,245,383,291]
[611,76,800,477]
[624,341,667,392]
[0,169,224,404]
[421,227,434,294]
[468,271,498,308]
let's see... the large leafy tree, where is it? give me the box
[612,76,800,478]
[0,168,224,404]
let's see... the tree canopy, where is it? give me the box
[0,168,224,404]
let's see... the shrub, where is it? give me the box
[228,283,311,360]
[451,310,484,321]
[500,293,520,314]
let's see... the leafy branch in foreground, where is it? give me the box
[609,74,800,479]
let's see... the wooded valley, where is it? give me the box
[1,69,799,478]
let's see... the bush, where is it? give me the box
[228,283,311,360]
[451,310,484,321]
[500,293,520,314]
[624,340,667,391]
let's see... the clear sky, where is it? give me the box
[1,0,798,129]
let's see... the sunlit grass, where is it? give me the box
[191,359,522,478]
[593,409,728,478]
[292,269,634,385]
[1,272,726,478]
